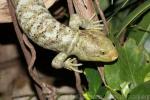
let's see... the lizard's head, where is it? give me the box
[74,32,118,62]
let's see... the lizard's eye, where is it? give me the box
[113,43,116,46]
[100,51,105,55]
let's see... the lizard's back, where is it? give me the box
[14,0,77,52]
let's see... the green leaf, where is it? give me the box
[84,68,102,99]
[104,38,150,90]
[99,0,109,10]
[120,82,130,98]
[109,0,129,19]
[105,86,126,100]
[144,35,150,54]
[110,10,130,35]
[116,0,150,38]
[128,81,150,100]
[144,72,150,82]
[127,12,150,45]
[109,1,138,35]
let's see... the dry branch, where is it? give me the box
[72,0,98,21]
[0,0,12,22]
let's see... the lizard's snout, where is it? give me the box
[108,50,118,61]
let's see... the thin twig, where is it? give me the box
[94,0,109,35]
[23,29,56,100]
[74,73,83,94]
[7,0,46,99]
[97,67,106,86]
[22,34,42,87]
[74,72,84,100]
[67,0,74,14]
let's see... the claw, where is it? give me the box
[74,63,83,66]
[87,25,103,29]
[86,27,103,30]
[89,13,96,21]
[92,20,103,24]
[86,20,104,30]
[64,58,83,73]
[65,65,83,73]
[69,58,77,62]
[69,63,83,67]
[88,13,104,30]
[89,24,103,27]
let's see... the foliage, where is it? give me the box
[84,0,150,99]
[83,68,103,99]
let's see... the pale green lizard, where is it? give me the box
[12,0,118,72]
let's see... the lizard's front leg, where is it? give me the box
[69,14,104,30]
[51,52,83,73]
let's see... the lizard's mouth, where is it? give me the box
[107,50,118,61]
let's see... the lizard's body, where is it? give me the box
[12,0,118,72]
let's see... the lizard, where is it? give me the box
[11,0,118,72]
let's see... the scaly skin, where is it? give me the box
[12,0,118,72]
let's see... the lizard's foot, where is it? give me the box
[86,20,104,30]
[86,13,104,30]
[64,58,83,73]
